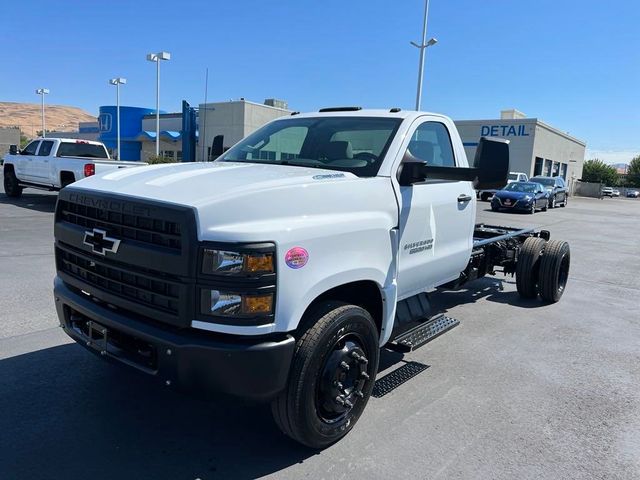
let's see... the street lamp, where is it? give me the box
[146,51,171,156]
[35,88,50,137]
[109,77,127,160]
[411,0,438,111]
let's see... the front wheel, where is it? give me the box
[271,302,379,449]
[561,195,567,207]
[549,195,556,209]
[3,169,23,198]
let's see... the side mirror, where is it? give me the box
[210,135,224,160]
[398,136,510,189]
[9,145,18,155]
[472,137,510,190]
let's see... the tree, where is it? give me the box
[581,159,619,186]
[627,155,640,188]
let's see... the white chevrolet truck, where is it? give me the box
[53,108,571,448]
[3,137,143,197]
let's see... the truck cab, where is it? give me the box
[52,108,570,448]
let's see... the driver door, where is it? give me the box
[16,140,40,182]
[395,119,476,299]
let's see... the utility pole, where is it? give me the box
[411,0,438,111]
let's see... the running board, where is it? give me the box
[386,314,459,353]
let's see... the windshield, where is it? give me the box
[504,182,538,193]
[532,177,555,187]
[219,116,403,177]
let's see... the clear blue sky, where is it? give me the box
[1,0,638,163]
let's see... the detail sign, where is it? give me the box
[481,125,530,137]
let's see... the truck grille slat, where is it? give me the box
[58,200,182,251]
[58,247,180,316]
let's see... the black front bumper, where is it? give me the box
[54,277,295,401]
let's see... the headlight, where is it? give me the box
[202,249,274,275]
[523,195,532,201]
[201,290,274,317]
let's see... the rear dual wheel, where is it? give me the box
[271,302,379,449]
[516,237,570,302]
[538,240,570,303]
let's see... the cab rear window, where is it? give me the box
[57,142,108,158]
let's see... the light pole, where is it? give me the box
[411,0,438,111]
[35,88,50,137]
[109,77,127,160]
[146,51,171,156]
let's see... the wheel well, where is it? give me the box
[4,164,15,175]
[302,281,383,335]
[60,171,75,184]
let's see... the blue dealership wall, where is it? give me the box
[98,106,157,161]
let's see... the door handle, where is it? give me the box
[457,194,472,203]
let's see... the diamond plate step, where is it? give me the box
[387,314,459,353]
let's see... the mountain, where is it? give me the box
[0,102,96,138]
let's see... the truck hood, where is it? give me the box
[70,161,396,242]
[75,161,355,206]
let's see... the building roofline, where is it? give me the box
[199,99,291,112]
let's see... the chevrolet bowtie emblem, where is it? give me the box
[83,228,121,255]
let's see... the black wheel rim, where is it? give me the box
[315,332,371,424]
[557,252,570,293]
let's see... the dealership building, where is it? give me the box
[455,109,586,187]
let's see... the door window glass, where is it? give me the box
[406,122,456,167]
[38,140,54,156]
[22,141,40,155]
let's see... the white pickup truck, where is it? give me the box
[2,137,144,197]
[52,108,571,448]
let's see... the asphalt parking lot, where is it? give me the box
[1,181,639,480]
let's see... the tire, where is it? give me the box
[542,200,548,212]
[549,195,555,209]
[538,240,570,303]
[491,205,499,212]
[561,195,567,207]
[516,237,546,299]
[271,302,379,449]
[529,203,536,214]
[481,192,491,202]
[3,169,23,198]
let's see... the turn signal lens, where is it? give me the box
[244,254,274,273]
[202,249,274,275]
[242,294,273,314]
[203,290,273,317]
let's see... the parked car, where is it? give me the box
[478,171,528,201]
[530,175,568,208]
[602,187,614,197]
[626,189,640,198]
[2,138,145,198]
[612,189,621,197]
[491,181,549,214]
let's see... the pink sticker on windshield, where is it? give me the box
[285,247,308,269]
